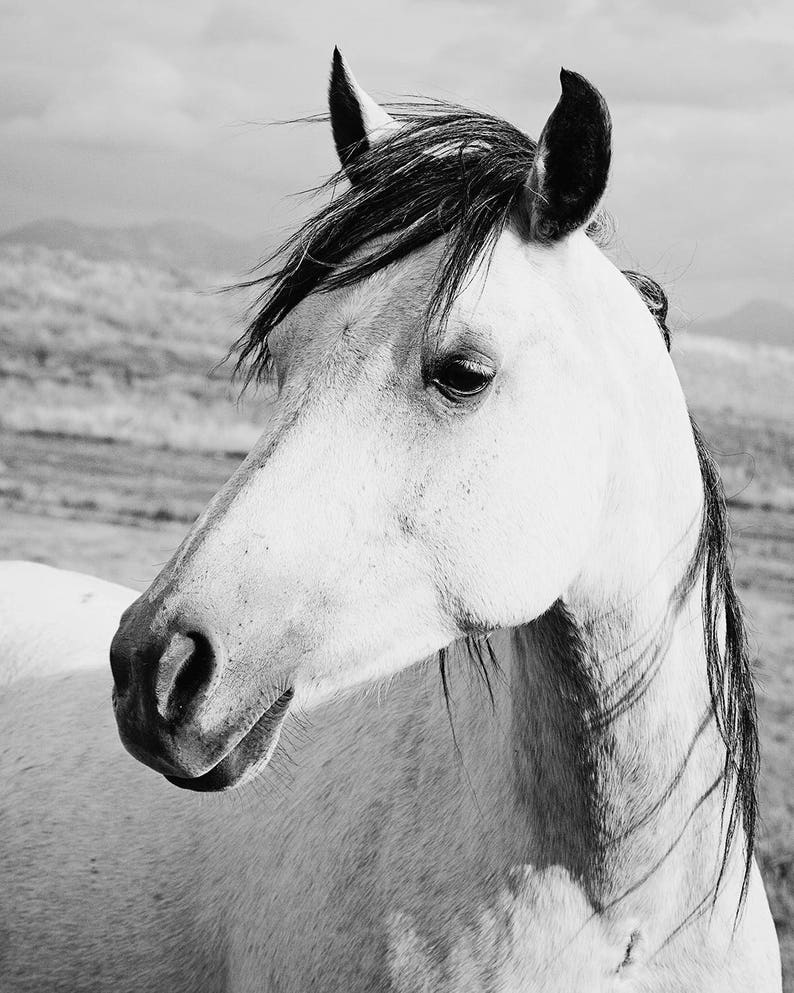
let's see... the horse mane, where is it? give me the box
[625,274,759,910]
[232,101,759,906]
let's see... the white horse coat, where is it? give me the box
[0,562,781,991]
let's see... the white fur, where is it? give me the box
[0,561,135,684]
[0,564,781,990]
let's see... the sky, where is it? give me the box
[1,0,792,321]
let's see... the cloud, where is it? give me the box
[2,45,200,149]
[582,38,794,110]
[199,1,291,47]
[600,0,766,27]
[433,0,794,113]
[0,0,791,315]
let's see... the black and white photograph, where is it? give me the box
[0,1,791,989]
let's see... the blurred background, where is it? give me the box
[0,0,791,983]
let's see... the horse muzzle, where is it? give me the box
[109,598,293,791]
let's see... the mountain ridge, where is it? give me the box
[2,218,793,348]
[686,299,793,349]
[0,218,266,276]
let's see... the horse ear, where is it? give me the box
[522,69,612,243]
[328,47,400,177]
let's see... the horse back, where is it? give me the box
[0,561,136,684]
[0,563,227,992]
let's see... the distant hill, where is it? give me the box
[0,242,269,454]
[4,220,793,350]
[688,300,794,349]
[0,218,265,276]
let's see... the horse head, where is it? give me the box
[110,53,699,792]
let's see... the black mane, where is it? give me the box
[233,101,758,906]
[233,103,539,384]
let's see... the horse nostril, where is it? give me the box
[109,634,132,696]
[158,630,218,721]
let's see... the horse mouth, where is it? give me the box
[164,687,294,792]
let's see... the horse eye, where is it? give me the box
[431,357,495,401]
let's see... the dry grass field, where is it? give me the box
[1,245,792,985]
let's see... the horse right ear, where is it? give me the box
[328,47,400,178]
[521,69,612,243]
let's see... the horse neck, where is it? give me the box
[392,539,733,945]
[504,574,729,901]
[516,251,737,900]
[477,286,734,911]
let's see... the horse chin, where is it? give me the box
[164,687,294,793]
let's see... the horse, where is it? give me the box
[0,51,782,991]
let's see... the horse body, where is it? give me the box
[0,56,782,990]
[0,563,780,991]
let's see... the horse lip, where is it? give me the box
[164,687,295,792]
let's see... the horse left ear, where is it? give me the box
[328,47,400,177]
[522,69,612,243]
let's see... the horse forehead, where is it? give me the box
[288,241,445,355]
[448,230,597,352]
[285,228,581,370]
[466,228,583,318]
